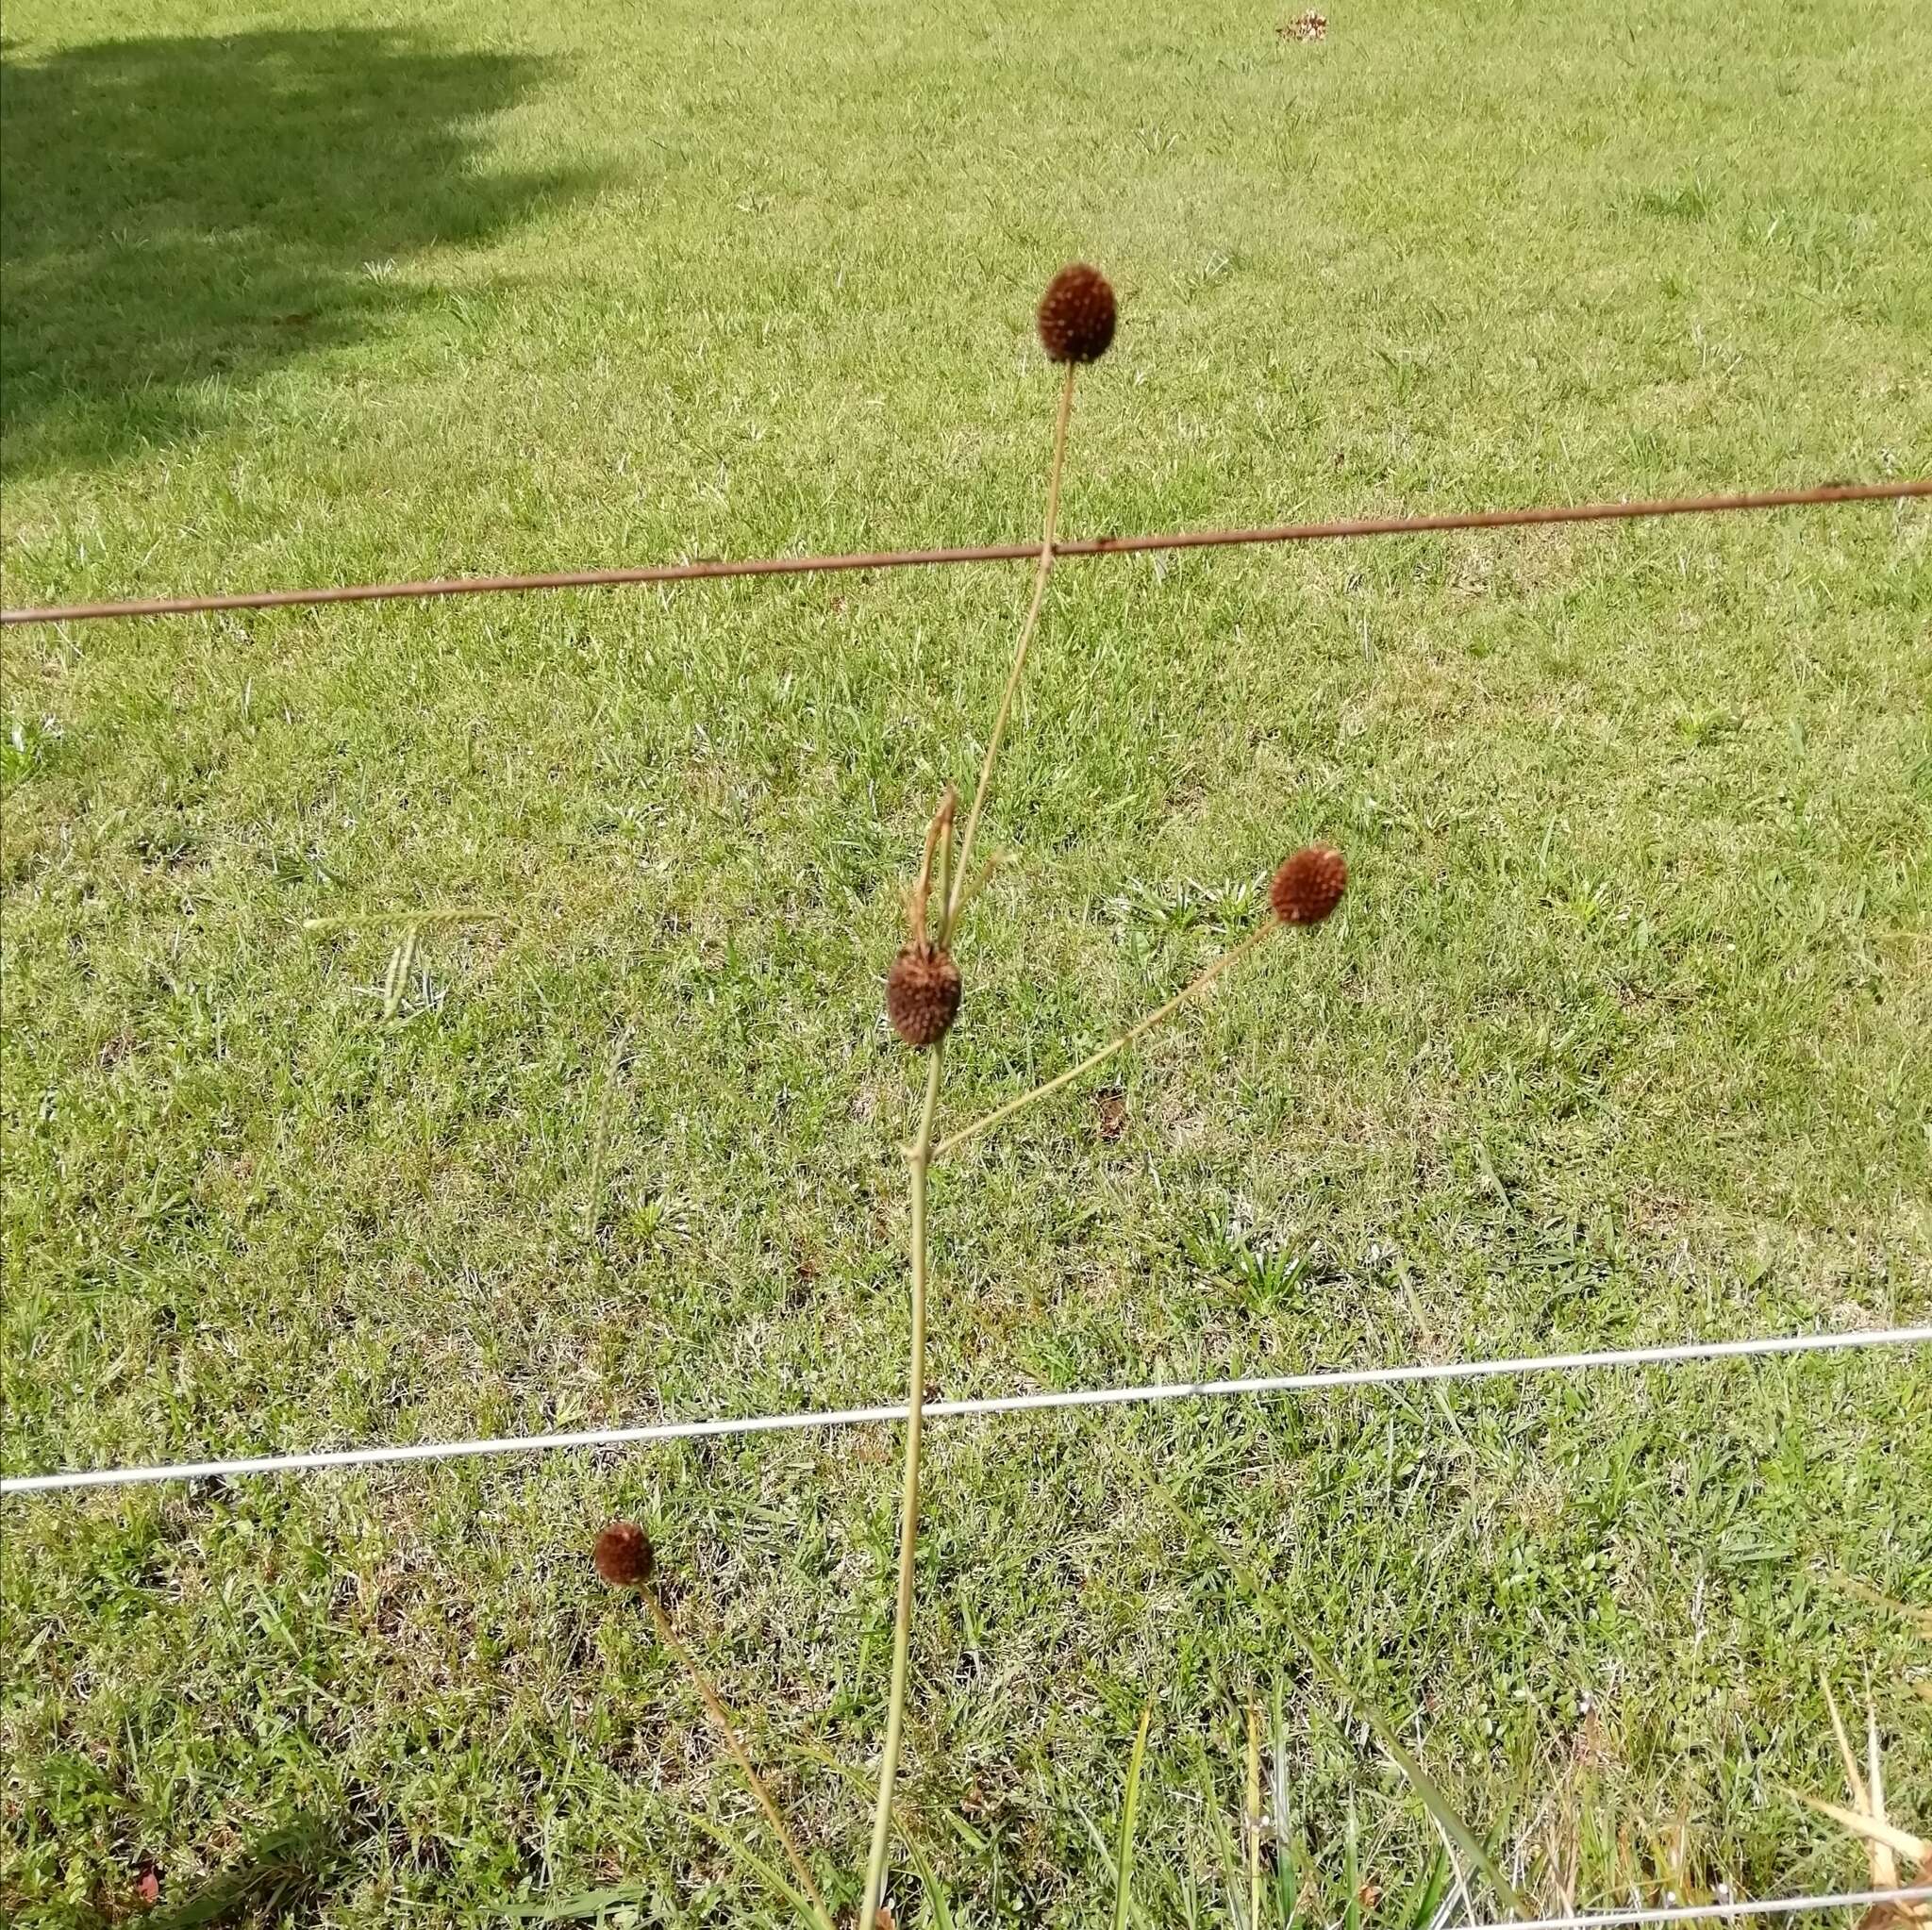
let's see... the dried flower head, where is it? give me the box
[1037,263,1116,363]
[1270,846,1348,925]
[593,1520,656,1588]
[886,942,962,1048]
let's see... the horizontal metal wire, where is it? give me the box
[1458,1888,1932,1930]
[2,478,1924,626]
[4,1323,1924,1498]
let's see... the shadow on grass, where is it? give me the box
[0,30,595,476]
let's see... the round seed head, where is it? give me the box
[1037,263,1117,363]
[1270,846,1348,925]
[886,942,962,1048]
[593,1520,655,1588]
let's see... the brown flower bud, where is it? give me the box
[1037,263,1116,363]
[593,1520,655,1588]
[1270,846,1348,925]
[886,942,962,1048]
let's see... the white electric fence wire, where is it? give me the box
[1453,1888,1932,1930]
[4,1324,1925,1498]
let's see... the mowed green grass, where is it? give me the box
[3,0,1930,1920]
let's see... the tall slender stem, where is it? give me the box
[642,1588,836,1930]
[931,919,1281,1162]
[1246,1702,1262,1930]
[861,363,1077,1930]
[944,363,1077,939]
[859,1044,946,1930]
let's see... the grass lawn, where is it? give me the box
[3,0,1930,1921]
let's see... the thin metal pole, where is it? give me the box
[1453,1887,1932,1930]
[5,1323,1925,1497]
[4,479,1923,626]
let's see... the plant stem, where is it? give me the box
[860,362,1077,1930]
[1247,1702,1262,1930]
[1111,1701,1155,1930]
[641,1587,836,1930]
[944,362,1076,939]
[909,786,957,948]
[931,918,1281,1162]
[859,1043,946,1930]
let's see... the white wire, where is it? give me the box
[1454,1887,1932,1930]
[4,1323,1924,1498]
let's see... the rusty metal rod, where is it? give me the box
[3,478,1924,626]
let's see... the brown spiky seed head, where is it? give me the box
[886,942,962,1048]
[1270,846,1348,925]
[1037,263,1117,363]
[593,1520,655,1588]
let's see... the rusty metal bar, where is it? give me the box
[3,478,1924,626]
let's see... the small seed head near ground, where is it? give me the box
[1270,845,1348,925]
[1036,263,1117,363]
[592,1520,656,1588]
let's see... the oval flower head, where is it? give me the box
[886,942,962,1048]
[592,1521,655,1588]
[1270,846,1348,925]
[1036,262,1117,363]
